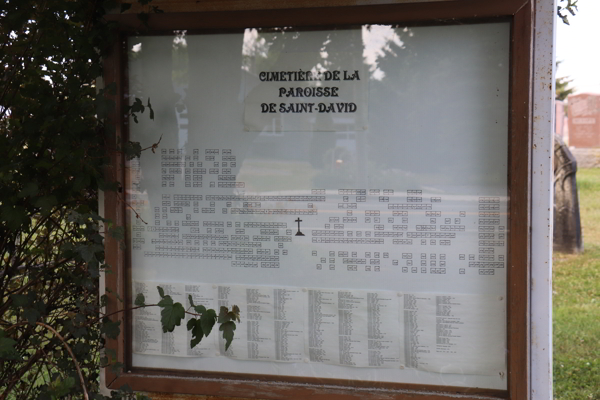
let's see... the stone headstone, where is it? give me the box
[553,134,583,253]
[567,93,600,148]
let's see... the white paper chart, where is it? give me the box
[126,22,511,389]
[133,282,505,375]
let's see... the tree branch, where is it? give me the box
[34,322,89,400]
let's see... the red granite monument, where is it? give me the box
[568,93,600,148]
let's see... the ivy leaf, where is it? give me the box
[110,361,124,376]
[157,286,165,298]
[200,308,216,337]
[219,321,236,351]
[134,293,145,307]
[10,294,31,307]
[0,330,19,360]
[34,195,57,214]
[186,318,203,348]
[187,294,195,308]
[101,319,121,339]
[23,308,40,325]
[48,376,75,398]
[18,182,38,198]
[124,141,142,160]
[130,97,144,113]
[76,244,95,263]
[158,296,185,333]
[100,356,109,367]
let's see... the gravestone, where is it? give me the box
[567,93,600,148]
[553,134,583,253]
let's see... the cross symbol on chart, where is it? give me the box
[295,218,305,236]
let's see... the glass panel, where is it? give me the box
[126,23,510,389]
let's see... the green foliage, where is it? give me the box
[152,287,236,349]
[0,330,19,360]
[200,308,217,338]
[0,1,167,399]
[156,289,185,333]
[124,97,154,124]
[186,318,205,348]
[553,169,600,399]
[134,293,146,307]
[217,306,240,351]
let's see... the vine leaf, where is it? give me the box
[134,293,145,307]
[101,318,121,339]
[158,295,185,333]
[23,308,41,325]
[187,294,207,314]
[230,305,241,322]
[200,308,217,337]
[0,330,19,360]
[194,304,207,315]
[219,321,236,351]
[217,306,230,323]
[186,318,203,348]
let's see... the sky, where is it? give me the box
[556,0,600,95]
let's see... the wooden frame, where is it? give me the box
[102,1,533,399]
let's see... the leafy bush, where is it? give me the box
[0,2,221,399]
[0,1,120,398]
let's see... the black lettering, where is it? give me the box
[318,103,335,113]
[343,70,360,80]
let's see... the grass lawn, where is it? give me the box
[553,168,600,400]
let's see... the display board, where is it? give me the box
[124,22,511,390]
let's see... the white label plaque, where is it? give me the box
[243,52,369,132]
